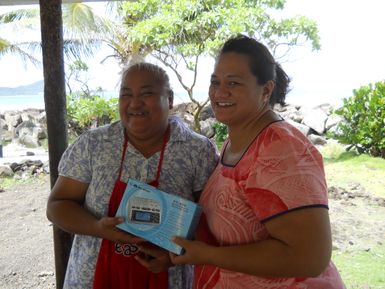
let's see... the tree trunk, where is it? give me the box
[193,104,204,133]
[39,1,72,288]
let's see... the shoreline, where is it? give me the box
[0,100,337,115]
[0,103,45,114]
[0,143,48,165]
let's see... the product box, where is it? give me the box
[115,179,202,255]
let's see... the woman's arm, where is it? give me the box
[171,206,332,278]
[47,176,141,244]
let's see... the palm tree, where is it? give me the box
[0,3,112,67]
[0,8,41,66]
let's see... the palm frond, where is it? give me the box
[0,8,39,24]
[63,38,102,61]
[62,3,112,41]
[0,37,41,67]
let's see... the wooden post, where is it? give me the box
[39,1,72,288]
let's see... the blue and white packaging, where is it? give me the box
[115,179,202,255]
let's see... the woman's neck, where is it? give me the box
[125,124,169,158]
[223,109,279,165]
[227,109,274,151]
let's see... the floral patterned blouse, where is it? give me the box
[58,116,219,289]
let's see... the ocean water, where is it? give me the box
[0,91,120,113]
[0,89,346,114]
[0,91,198,113]
[0,93,45,112]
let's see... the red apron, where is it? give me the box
[93,127,170,289]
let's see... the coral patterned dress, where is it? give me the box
[195,121,346,289]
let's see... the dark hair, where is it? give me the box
[120,62,173,97]
[219,35,290,105]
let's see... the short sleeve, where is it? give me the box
[192,138,219,193]
[244,125,328,221]
[58,132,92,184]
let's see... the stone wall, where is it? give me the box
[0,103,344,178]
[171,102,343,146]
[0,103,344,149]
[0,108,47,148]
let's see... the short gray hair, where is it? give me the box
[120,62,173,96]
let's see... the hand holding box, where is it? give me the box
[115,179,202,255]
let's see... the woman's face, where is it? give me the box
[119,68,173,140]
[208,52,273,128]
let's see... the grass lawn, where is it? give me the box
[320,143,385,198]
[332,244,385,289]
[321,142,385,289]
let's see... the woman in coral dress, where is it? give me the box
[171,35,346,289]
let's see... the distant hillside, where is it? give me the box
[0,80,44,96]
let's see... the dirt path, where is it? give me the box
[0,176,55,289]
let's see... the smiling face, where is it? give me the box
[209,52,273,128]
[119,67,173,141]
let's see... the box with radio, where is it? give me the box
[115,179,202,255]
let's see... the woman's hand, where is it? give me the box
[169,207,333,278]
[95,216,145,244]
[169,237,214,266]
[135,244,173,273]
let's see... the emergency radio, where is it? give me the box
[128,196,161,225]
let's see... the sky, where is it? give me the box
[0,0,385,108]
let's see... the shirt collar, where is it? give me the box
[103,116,190,145]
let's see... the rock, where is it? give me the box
[302,108,328,135]
[276,105,304,123]
[10,162,22,172]
[286,119,311,136]
[199,105,214,121]
[325,114,343,130]
[308,134,327,145]
[200,117,216,138]
[0,165,14,177]
[3,111,22,129]
[1,110,47,151]
[314,103,333,115]
[15,120,41,147]
[18,134,40,148]
[0,118,8,131]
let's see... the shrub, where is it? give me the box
[67,93,119,135]
[213,122,228,147]
[332,81,385,158]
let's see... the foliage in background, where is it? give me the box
[65,60,91,95]
[331,81,385,158]
[66,94,119,135]
[213,122,228,147]
[114,0,320,132]
[65,59,119,135]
